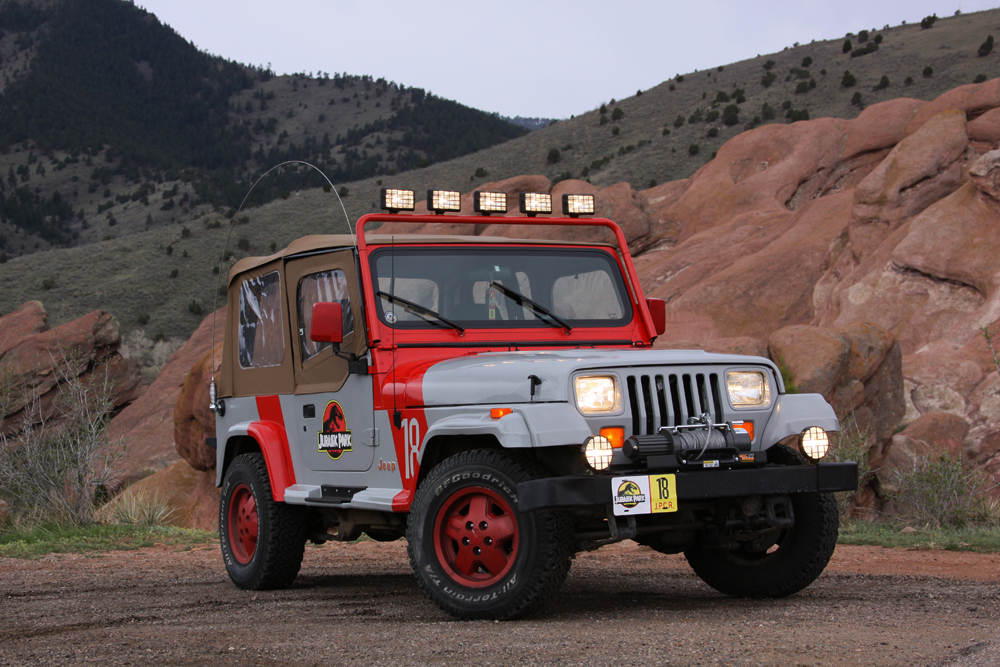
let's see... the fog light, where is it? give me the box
[583,435,613,470]
[474,191,507,215]
[562,193,595,217]
[519,192,552,216]
[380,188,415,213]
[800,427,830,460]
[428,189,461,214]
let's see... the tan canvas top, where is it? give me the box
[228,233,617,283]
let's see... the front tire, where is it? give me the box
[219,452,307,590]
[685,492,839,598]
[406,450,574,620]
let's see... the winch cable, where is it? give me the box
[208,160,352,412]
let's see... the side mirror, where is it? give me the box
[310,302,343,345]
[645,298,666,337]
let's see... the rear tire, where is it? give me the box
[407,449,575,620]
[685,492,838,598]
[219,453,307,590]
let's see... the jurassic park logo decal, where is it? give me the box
[612,476,650,516]
[318,400,352,460]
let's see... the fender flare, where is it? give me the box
[418,412,532,465]
[245,420,297,502]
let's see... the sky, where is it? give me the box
[138,0,1000,119]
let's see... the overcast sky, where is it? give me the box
[138,0,999,119]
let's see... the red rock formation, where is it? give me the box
[0,303,144,436]
[108,307,225,484]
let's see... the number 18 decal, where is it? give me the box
[402,417,420,479]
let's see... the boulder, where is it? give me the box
[969,149,1000,201]
[173,346,220,472]
[878,412,970,479]
[108,307,225,484]
[0,305,144,436]
[968,107,1000,145]
[111,460,220,531]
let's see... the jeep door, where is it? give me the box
[284,250,375,473]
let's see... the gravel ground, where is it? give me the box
[1,540,998,667]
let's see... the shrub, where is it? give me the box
[715,91,730,103]
[763,59,775,70]
[165,245,173,255]
[169,268,178,278]
[858,29,869,43]
[705,110,720,122]
[761,72,777,87]
[851,91,864,107]
[137,313,150,326]
[842,70,857,87]
[790,67,810,79]
[923,65,934,78]
[974,74,988,84]
[0,362,128,526]
[41,277,56,290]
[662,127,670,136]
[599,114,609,126]
[717,65,723,72]
[874,75,890,90]
[338,186,349,197]
[828,417,876,516]
[688,109,703,124]
[722,104,740,126]
[843,39,852,53]
[795,81,810,94]
[707,127,719,138]
[599,103,607,114]
[874,34,883,44]
[474,167,488,178]
[761,103,776,121]
[611,126,620,136]
[688,144,700,156]
[820,68,827,75]
[188,300,204,316]
[889,453,992,527]
[785,108,810,122]
[904,76,913,85]
[801,56,813,67]
[676,75,684,82]
[181,226,191,238]
[611,107,624,121]
[105,491,176,527]
[673,115,685,128]
[979,35,995,57]
[237,237,251,251]
[668,84,675,91]
[920,14,937,29]
[851,42,879,58]
[648,179,656,188]
[546,147,561,164]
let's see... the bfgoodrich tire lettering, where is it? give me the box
[685,491,839,598]
[407,449,574,620]
[219,452,307,590]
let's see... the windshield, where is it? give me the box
[370,247,632,330]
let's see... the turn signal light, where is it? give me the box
[600,427,625,449]
[733,421,754,441]
[490,408,513,419]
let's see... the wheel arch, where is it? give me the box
[417,433,502,486]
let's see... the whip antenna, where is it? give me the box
[208,160,352,414]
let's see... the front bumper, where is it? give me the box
[517,462,858,512]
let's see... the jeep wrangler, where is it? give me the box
[210,188,857,620]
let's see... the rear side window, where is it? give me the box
[297,270,354,361]
[239,271,284,369]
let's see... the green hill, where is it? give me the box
[0,3,997,351]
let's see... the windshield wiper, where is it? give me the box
[489,281,573,332]
[376,291,465,333]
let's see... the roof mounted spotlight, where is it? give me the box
[380,188,415,213]
[428,189,461,215]
[562,193,596,217]
[518,192,552,217]
[473,191,507,216]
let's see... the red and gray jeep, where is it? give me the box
[210,188,857,620]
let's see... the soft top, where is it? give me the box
[228,233,617,281]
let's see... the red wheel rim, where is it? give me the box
[228,483,258,565]
[433,486,519,589]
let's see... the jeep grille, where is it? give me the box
[626,371,724,435]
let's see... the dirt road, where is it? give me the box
[2,539,998,666]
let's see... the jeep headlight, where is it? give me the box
[800,427,830,460]
[574,376,621,414]
[726,371,771,408]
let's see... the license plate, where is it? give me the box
[611,474,677,516]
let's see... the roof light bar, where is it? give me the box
[473,191,507,216]
[428,189,461,214]
[518,192,552,217]
[380,188,415,213]
[562,193,595,217]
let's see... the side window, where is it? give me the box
[297,269,354,362]
[239,271,284,369]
